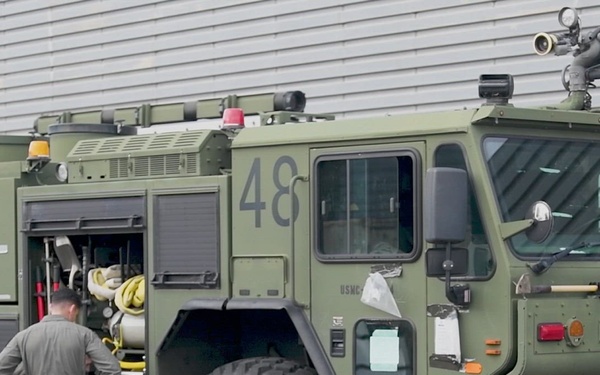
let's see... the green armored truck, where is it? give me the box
[0,7,598,375]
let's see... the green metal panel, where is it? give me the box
[0,136,30,162]
[516,298,600,374]
[0,179,19,302]
[472,104,600,128]
[232,256,286,298]
[231,110,473,149]
[231,143,311,305]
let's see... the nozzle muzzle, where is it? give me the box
[533,32,558,55]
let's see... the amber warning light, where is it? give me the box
[537,323,564,341]
[27,140,50,160]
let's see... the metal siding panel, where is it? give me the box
[0,0,80,17]
[2,0,600,133]
[0,10,50,31]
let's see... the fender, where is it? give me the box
[158,298,335,375]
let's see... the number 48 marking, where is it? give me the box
[239,156,300,228]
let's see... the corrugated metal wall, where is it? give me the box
[1,0,598,134]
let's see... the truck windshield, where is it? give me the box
[483,136,600,258]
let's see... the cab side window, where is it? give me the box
[316,153,416,258]
[434,144,493,277]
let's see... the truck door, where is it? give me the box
[310,142,425,375]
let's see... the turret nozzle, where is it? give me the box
[533,32,559,55]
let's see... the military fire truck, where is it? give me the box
[0,6,599,375]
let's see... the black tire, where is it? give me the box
[208,357,317,375]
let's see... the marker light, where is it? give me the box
[27,140,50,160]
[464,362,482,374]
[568,319,584,336]
[221,108,245,130]
[537,323,564,341]
[565,318,584,347]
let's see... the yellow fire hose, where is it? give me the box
[102,336,146,371]
[114,275,144,315]
[88,268,120,301]
[102,274,146,370]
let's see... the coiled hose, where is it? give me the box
[114,275,144,316]
[102,334,146,371]
[87,265,122,301]
[103,274,146,370]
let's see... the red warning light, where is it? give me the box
[222,108,245,130]
[537,323,564,341]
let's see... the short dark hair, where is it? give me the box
[50,288,82,309]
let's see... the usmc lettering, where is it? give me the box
[340,285,363,295]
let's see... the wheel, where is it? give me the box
[208,357,316,375]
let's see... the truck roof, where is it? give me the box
[232,104,600,148]
[231,107,476,149]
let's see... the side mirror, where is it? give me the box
[525,201,554,243]
[424,167,471,307]
[424,167,468,244]
[426,248,469,277]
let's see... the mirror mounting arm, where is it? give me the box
[499,219,534,240]
[443,242,472,307]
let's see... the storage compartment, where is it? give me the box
[25,232,145,369]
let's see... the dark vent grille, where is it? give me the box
[97,139,122,153]
[130,155,188,177]
[69,130,207,159]
[153,192,219,289]
[174,132,205,148]
[71,140,98,156]
[119,158,128,177]
[135,157,149,177]
[186,153,197,174]
[150,156,165,176]
[148,134,177,149]
[166,155,180,175]
[123,138,149,152]
[117,158,129,178]
[109,159,119,178]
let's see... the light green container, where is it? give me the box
[0,135,32,162]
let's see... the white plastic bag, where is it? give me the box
[360,272,401,317]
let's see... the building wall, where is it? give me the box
[1,0,598,134]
